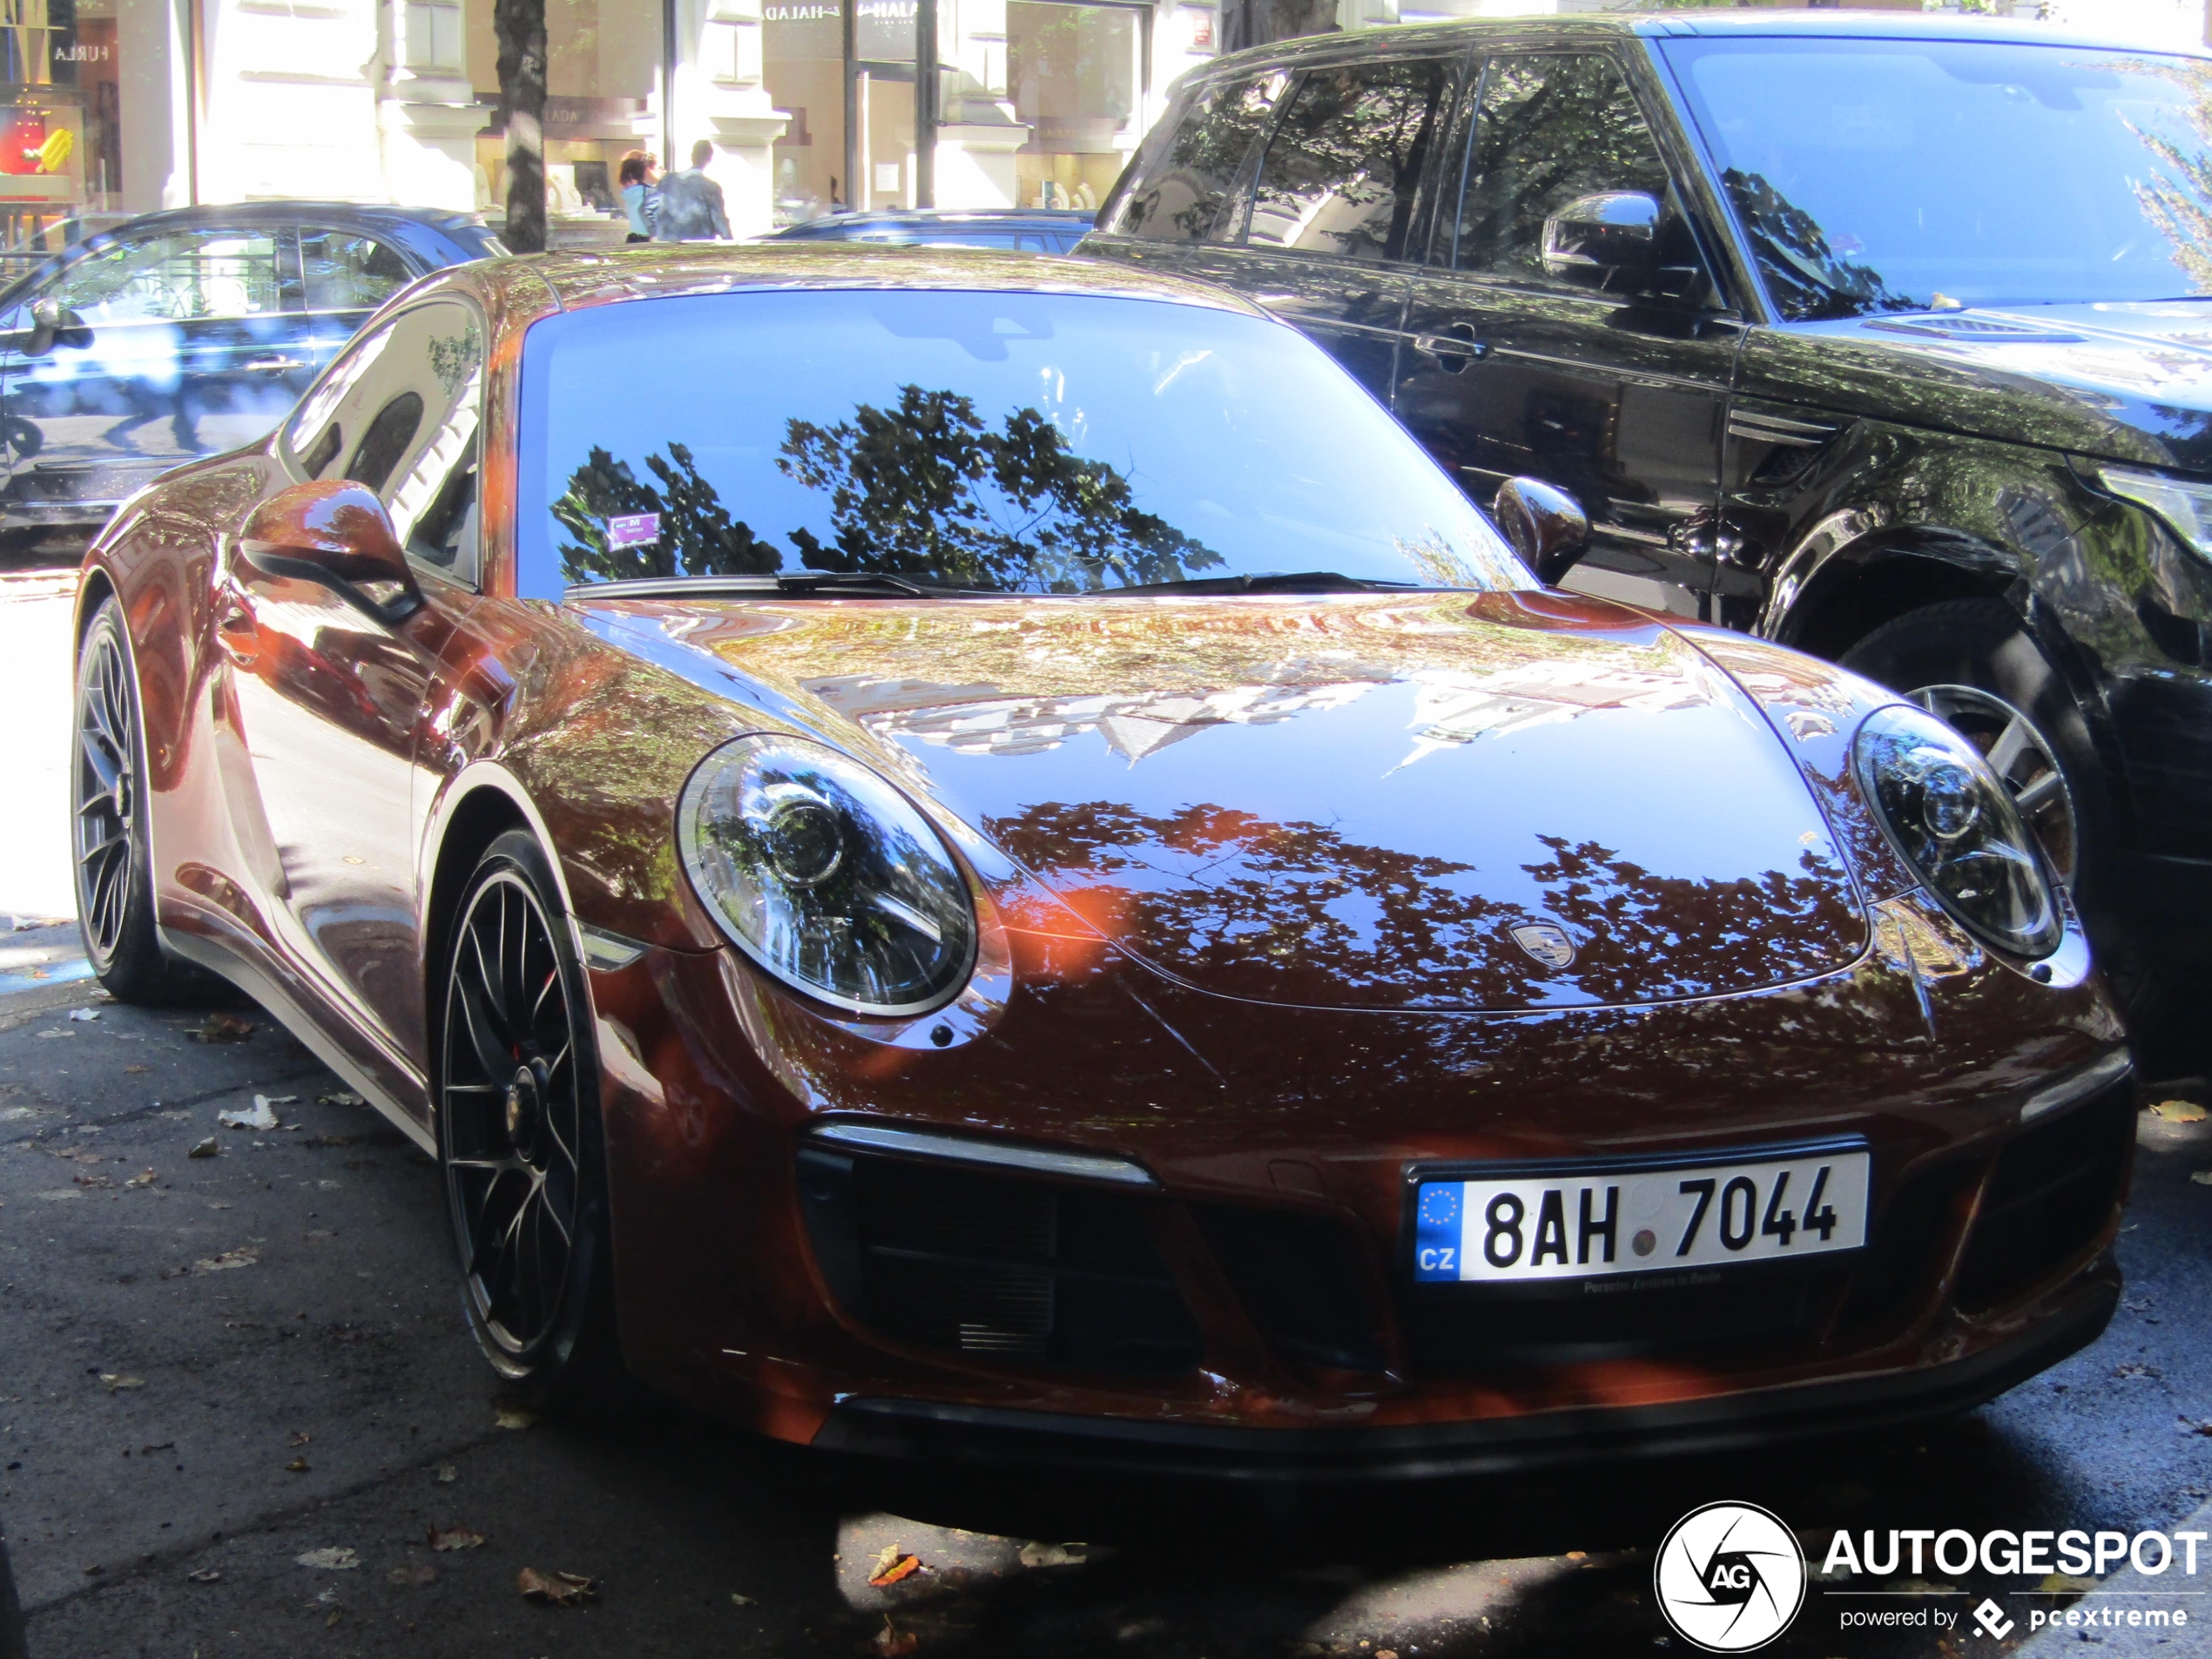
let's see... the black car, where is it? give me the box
[1085,11,2212,1076]
[765,208,1096,253]
[0,202,502,532]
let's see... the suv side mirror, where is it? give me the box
[1494,476,1591,586]
[19,296,91,358]
[1541,192,1703,299]
[238,480,421,624]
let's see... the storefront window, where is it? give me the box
[465,0,660,234]
[0,0,120,257]
[764,0,846,222]
[1008,1,1140,211]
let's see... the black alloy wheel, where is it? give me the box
[73,597,208,1003]
[438,828,619,1400]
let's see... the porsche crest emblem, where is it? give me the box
[1509,921,1577,971]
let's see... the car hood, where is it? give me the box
[1744,300,2212,473]
[577,589,1870,1013]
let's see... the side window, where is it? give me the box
[1451,55,1672,282]
[49,228,284,323]
[300,231,414,314]
[1109,73,1285,244]
[284,300,483,585]
[1245,59,1455,263]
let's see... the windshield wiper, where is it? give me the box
[570,572,983,601]
[1099,570,1423,597]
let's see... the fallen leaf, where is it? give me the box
[2041,1573,2097,1593]
[73,1171,112,1189]
[295,1548,360,1570]
[288,1430,311,1447]
[2149,1099,2209,1123]
[2179,1418,2212,1437]
[98,1373,144,1392]
[187,1137,219,1159]
[318,1091,366,1108]
[185,1568,222,1583]
[285,1457,310,1473]
[124,1170,155,1190]
[431,1463,456,1483]
[494,1405,539,1431]
[517,1566,596,1605]
[1017,1541,1083,1568]
[732,1592,758,1606]
[873,1616,919,1656]
[192,1249,257,1274]
[1377,1651,1399,1659]
[191,1013,255,1043]
[123,1064,150,1075]
[388,1561,437,1587]
[67,1008,100,1022]
[2192,1171,2212,1186]
[2114,1362,2162,1379]
[217,1097,280,1131]
[429,1525,485,1552]
[869,1553,922,1588]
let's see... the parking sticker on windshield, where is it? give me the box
[606,513,661,550]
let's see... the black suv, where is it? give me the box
[1085,11,2212,1075]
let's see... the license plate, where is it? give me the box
[1411,1150,1870,1283]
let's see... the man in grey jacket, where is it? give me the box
[654,139,732,241]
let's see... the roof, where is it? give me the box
[515,241,1269,319]
[769,208,1097,239]
[1195,9,2212,76]
[90,201,492,235]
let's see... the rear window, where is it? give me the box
[1107,74,1286,243]
[516,288,1527,599]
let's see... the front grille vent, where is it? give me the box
[796,1143,1202,1375]
[1954,1082,2133,1312]
[1196,1207,1384,1372]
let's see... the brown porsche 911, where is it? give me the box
[71,247,2129,1477]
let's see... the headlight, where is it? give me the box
[2100,465,2212,563]
[678,734,977,1015]
[1852,705,2061,959]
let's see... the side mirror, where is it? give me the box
[20,296,91,357]
[1541,192,1669,293]
[1494,476,1591,586]
[238,480,421,624]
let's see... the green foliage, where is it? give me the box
[1720,168,1918,320]
[776,384,1224,591]
[2126,57,2212,295]
[552,442,784,584]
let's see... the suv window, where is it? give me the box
[301,230,413,314]
[1109,74,1285,243]
[286,299,484,585]
[1247,59,1454,262]
[50,228,285,323]
[1451,55,1671,282]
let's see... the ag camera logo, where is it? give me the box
[1655,1501,1806,1652]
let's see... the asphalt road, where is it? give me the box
[3,567,2210,1657]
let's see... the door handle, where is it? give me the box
[1411,324,1489,371]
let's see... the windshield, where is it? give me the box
[516,288,1527,598]
[1662,37,2212,318]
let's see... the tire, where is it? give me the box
[72,597,216,1004]
[435,828,623,1408]
[1840,597,2145,997]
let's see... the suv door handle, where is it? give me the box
[1411,323,1489,371]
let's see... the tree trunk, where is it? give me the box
[494,0,548,253]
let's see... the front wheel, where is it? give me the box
[436,829,621,1406]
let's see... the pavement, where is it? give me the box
[0,567,2209,1657]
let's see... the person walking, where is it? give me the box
[653,139,732,242]
[618,151,659,243]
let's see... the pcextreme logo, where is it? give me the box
[1655,1501,1808,1652]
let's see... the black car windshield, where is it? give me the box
[516,288,1528,598]
[1662,37,2212,318]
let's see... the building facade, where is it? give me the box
[0,0,2195,247]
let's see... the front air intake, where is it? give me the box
[796,1143,1202,1376]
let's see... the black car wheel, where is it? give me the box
[437,828,620,1404]
[1841,596,2133,973]
[73,597,209,1003]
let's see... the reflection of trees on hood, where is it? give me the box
[554,442,784,583]
[777,385,1223,591]
[985,800,1858,1009]
[1722,169,1918,320]
[555,388,1223,591]
[2126,58,2212,294]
